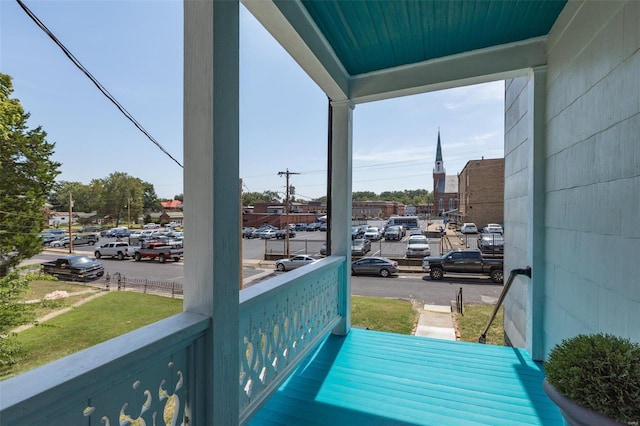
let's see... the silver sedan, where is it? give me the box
[275,255,321,271]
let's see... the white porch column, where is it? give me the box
[184,0,239,423]
[329,100,354,336]
[527,66,546,360]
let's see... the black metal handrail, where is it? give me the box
[479,266,531,344]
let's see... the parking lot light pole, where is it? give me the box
[278,169,299,257]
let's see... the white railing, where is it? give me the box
[0,256,346,425]
[238,256,346,423]
[0,312,209,425]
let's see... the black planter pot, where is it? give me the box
[543,378,627,426]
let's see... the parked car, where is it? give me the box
[94,242,132,260]
[482,223,504,234]
[79,226,100,233]
[143,223,160,229]
[259,229,277,239]
[460,223,478,234]
[478,234,504,254]
[295,223,307,231]
[351,226,365,240]
[275,229,296,239]
[64,234,98,247]
[405,235,431,258]
[305,223,320,231]
[351,257,399,278]
[383,226,402,241]
[242,227,256,238]
[364,227,381,241]
[275,255,321,271]
[40,233,58,246]
[351,239,371,256]
[250,225,276,239]
[41,255,104,281]
[319,223,327,231]
[49,237,70,248]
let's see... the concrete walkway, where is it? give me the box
[414,303,457,340]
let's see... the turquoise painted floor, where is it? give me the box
[249,328,563,425]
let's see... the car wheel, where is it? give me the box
[430,267,443,280]
[134,252,141,261]
[491,269,504,283]
[117,252,124,261]
[174,257,180,262]
[94,251,101,259]
[159,253,166,263]
[379,269,390,278]
[351,268,356,276]
[276,263,286,272]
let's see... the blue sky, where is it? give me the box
[2,0,504,201]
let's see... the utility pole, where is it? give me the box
[127,197,131,230]
[278,169,300,257]
[68,191,73,253]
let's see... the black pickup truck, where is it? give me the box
[41,255,105,281]
[422,249,504,283]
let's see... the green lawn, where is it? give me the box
[351,296,417,335]
[3,287,502,381]
[2,291,182,380]
[456,304,504,345]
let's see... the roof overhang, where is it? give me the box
[242,0,566,103]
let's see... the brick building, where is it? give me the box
[457,158,504,228]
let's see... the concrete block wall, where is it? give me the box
[504,76,531,350]
[504,0,640,357]
[542,0,639,353]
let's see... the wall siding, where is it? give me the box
[505,0,640,356]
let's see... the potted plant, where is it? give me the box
[543,333,640,425]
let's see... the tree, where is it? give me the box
[94,172,147,226]
[142,182,161,213]
[0,73,61,277]
[0,270,37,365]
[242,190,281,206]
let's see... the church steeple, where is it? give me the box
[433,129,445,174]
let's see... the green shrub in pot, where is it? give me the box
[544,333,640,424]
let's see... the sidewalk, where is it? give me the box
[414,303,457,341]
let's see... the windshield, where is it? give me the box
[69,256,92,266]
[408,236,428,245]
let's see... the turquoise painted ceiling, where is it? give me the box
[301,0,567,76]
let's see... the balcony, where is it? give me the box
[0,257,561,424]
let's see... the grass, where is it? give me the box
[351,296,417,335]
[3,283,502,381]
[19,280,100,319]
[456,304,504,345]
[2,291,182,380]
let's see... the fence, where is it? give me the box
[455,287,464,314]
[264,237,444,260]
[103,272,183,298]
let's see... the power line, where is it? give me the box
[16,0,183,169]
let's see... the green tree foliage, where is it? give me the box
[350,189,430,205]
[242,190,282,206]
[94,172,148,226]
[0,271,37,365]
[173,193,184,202]
[48,181,98,213]
[142,182,161,213]
[0,73,61,277]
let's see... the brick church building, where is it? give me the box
[432,131,458,216]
